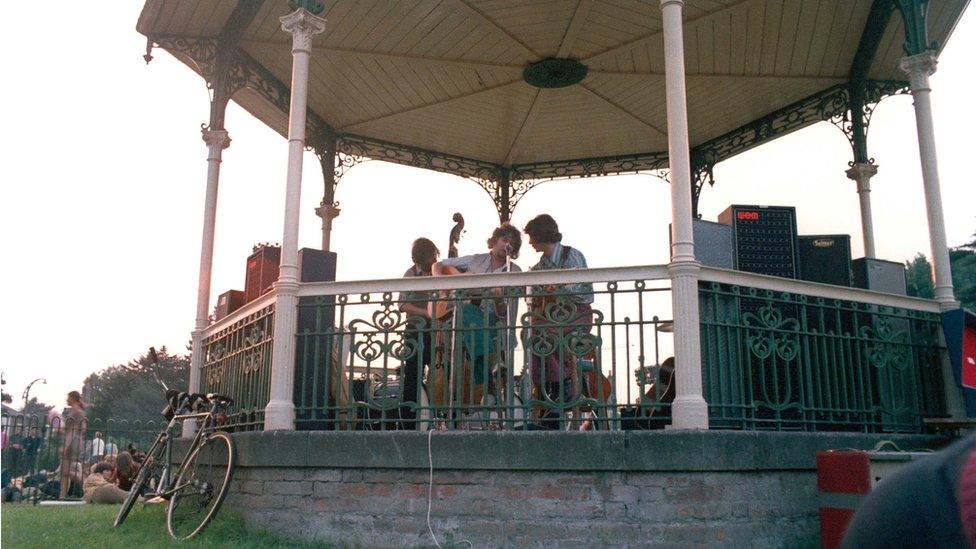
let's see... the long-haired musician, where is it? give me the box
[396,237,440,425]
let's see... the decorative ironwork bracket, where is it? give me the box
[149,35,333,141]
[508,151,670,215]
[333,134,505,216]
[690,157,715,217]
[333,150,368,183]
[894,0,938,56]
[689,79,908,183]
[835,80,912,165]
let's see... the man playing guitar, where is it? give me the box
[523,214,596,428]
[428,223,523,415]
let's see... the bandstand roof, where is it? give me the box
[137,0,968,179]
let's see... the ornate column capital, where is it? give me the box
[660,0,685,7]
[898,51,937,91]
[201,128,231,150]
[314,201,341,222]
[846,162,878,191]
[280,8,327,52]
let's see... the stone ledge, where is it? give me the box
[217,430,949,471]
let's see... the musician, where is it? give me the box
[430,223,523,397]
[432,222,522,318]
[523,214,594,426]
[432,222,522,277]
[396,238,440,425]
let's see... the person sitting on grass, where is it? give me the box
[126,443,146,464]
[2,468,22,502]
[110,452,139,492]
[82,462,129,504]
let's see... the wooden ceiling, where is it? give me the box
[137,0,969,167]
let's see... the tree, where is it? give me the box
[1,373,12,404]
[21,397,53,418]
[949,229,976,311]
[83,347,189,424]
[905,226,976,311]
[905,253,935,299]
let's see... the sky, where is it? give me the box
[1,3,973,409]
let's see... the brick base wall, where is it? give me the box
[210,431,947,547]
[226,467,819,547]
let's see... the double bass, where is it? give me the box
[426,213,476,412]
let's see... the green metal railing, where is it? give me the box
[1,414,163,502]
[193,268,948,434]
[699,282,946,432]
[201,300,275,430]
[293,274,675,431]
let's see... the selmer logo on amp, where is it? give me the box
[717,205,800,279]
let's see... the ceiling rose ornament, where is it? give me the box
[523,58,588,89]
[288,0,325,15]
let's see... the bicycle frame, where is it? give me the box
[146,405,221,499]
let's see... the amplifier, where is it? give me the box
[852,258,907,295]
[245,247,337,302]
[717,204,799,279]
[295,249,340,431]
[297,248,338,334]
[244,245,281,302]
[298,248,337,282]
[215,290,245,321]
[669,219,733,269]
[798,235,852,287]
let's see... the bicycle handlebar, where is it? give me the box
[164,391,233,419]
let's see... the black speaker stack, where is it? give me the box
[798,235,853,287]
[717,204,800,279]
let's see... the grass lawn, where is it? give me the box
[1,502,331,548]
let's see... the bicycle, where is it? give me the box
[113,349,236,540]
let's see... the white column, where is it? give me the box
[314,202,340,251]
[845,162,879,258]
[184,128,231,438]
[661,0,708,429]
[264,8,327,430]
[898,52,958,311]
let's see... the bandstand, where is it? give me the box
[138,1,968,546]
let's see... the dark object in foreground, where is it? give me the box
[841,433,976,548]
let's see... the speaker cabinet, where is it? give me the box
[294,249,339,431]
[215,290,245,321]
[798,235,852,287]
[244,245,281,302]
[670,219,733,269]
[297,249,338,335]
[852,258,907,295]
[717,204,799,279]
[298,248,337,282]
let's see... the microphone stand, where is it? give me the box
[502,245,520,429]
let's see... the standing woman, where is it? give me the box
[59,390,86,499]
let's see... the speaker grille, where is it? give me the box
[718,205,799,279]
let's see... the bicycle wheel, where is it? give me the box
[115,433,165,527]
[166,431,236,540]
